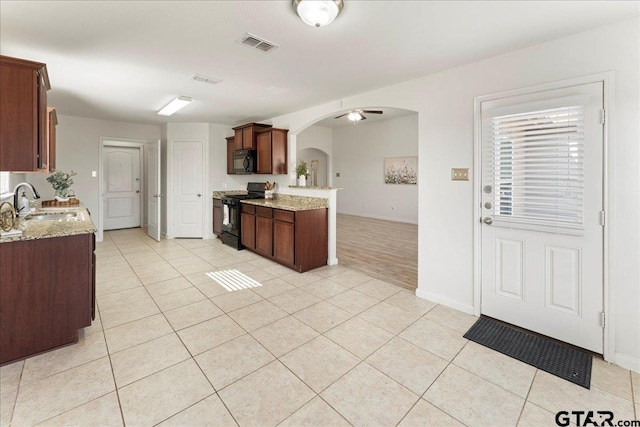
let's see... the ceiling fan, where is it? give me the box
[334,109,383,123]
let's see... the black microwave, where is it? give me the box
[233,149,256,174]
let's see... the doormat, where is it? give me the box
[206,270,262,292]
[464,316,592,389]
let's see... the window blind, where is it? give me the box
[484,105,585,231]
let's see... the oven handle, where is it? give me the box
[243,157,249,170]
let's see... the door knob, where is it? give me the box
[483,185,492,194]
[484,202,492,209]
[136,190,140,193]
[483,217,493,225]
[197,193,202,197]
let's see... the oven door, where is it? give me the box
[222,201,240,236]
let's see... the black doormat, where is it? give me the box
[463,316,592,389]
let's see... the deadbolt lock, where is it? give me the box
[483,185,492,194]
[484,202,492,209]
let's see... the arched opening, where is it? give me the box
[294,106,419,290]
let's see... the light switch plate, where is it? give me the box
[451,168,469,181]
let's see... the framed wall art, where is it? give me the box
[384,156,417,185]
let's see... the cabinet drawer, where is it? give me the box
[241,203,255,214]
[256,206,272,218]
[274,209,294,223]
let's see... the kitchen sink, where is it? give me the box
[26,212,78,221]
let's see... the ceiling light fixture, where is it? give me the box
[347,110,363,122]
[292,0,343,28]
[157,96,192,116]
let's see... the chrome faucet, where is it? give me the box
[12,182,41,214]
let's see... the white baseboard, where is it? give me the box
[415,288,475,315]
[336,210,418,225]
[328,257,339,266]
[613,352,640,373]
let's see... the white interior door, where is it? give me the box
[103,146,141,230]
[480,82,604,353]
[172,140,203,238]
[146,140,161,241]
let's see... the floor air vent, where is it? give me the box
[239,33,279,53]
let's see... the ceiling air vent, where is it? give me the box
[191,74,222,85]
[238,33,279,53]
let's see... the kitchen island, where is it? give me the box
[0,207,97,365]
[240,195,328,273]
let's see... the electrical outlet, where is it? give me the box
[451,168,469,181]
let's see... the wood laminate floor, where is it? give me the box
[337,214,418,290]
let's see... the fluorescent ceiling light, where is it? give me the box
[293,0,343,28]
[157,96,192,116]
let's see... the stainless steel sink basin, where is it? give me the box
[26,212,78,221]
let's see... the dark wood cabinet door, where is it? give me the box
[234,129,243,151]
[0,62,38,171]
[271,129,288,174]
[255,215,273,257]
[0,56,50,172]
[0,233,93,364]
[241,212,256,249]
[47,107,57,171]
[256,132,272,174]
[37,71,47,169]
[242,126,254,149]
[273,220,295,266]
[226,137,235,174]
[213,205,222,235]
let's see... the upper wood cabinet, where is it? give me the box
[47,107,58,172]
[256,128,288,174]
[226,136,235,174]
[0,55,51,172]
[232,123,272,151]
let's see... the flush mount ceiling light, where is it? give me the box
[292,0,344,28]
[157,96,192,116]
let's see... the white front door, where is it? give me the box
[103,146,141,230]
[146,140,161,241]
[172,140,203,238]
[480,82,604,353]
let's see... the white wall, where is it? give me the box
[267,18,640,371]
[26,115,161,241]
[331,115,418,223]
[297,125,333,187]
[298,148,328,187]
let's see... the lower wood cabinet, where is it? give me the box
[213,198,222,236]
[240,203,327,273]
[255,206,273,257]
[0,233,96,365]
[241,204,256,249]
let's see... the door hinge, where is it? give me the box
[600,109,606,125]
[600,211,606,226]
[600,312,606,328]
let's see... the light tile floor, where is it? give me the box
[1,228,638,426]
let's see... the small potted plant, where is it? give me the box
[47,170,77,201]
[296,160,308,186]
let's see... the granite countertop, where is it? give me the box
[212,190,248,199]
[241,194,328,211]
[0,207,97,243]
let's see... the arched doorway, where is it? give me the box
[294,107,419,290]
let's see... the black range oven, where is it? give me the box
[220,182,265,250]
